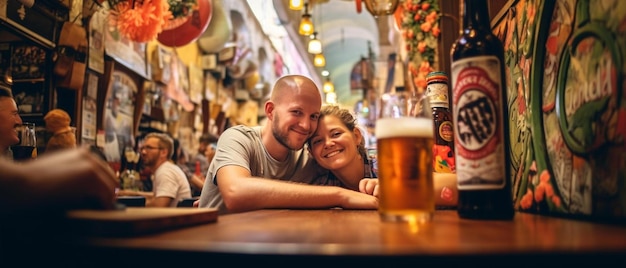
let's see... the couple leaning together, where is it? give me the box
[197,74,379,214]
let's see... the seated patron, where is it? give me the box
[0,83,22,160]
[118,133,191,207]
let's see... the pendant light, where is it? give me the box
[289,0,304,10]
[298,3,314,36]
[313,53,326,67]
[362,0,400,17]
[323,76,335,93]
[307,32,322,54]
[325,91,337,104]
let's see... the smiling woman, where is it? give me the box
[308,105,376,191]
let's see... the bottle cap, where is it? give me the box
[426,71,448,83]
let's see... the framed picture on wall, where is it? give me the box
[11,81,47,116]
[0,43,11,83]
[82,72,99,143]
[10,43,47,82]
[101,68,139,162]
[104,21,149,79]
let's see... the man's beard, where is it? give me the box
[142,156,155,168]
[271,114,306,151]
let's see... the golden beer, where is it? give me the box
[376,117,434,223]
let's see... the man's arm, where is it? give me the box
[1,149,118,214]
[216,165,378,213]
[189,174,205,193]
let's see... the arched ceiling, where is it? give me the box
[273,0,383,108]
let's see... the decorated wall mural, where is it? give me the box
[493,0,626,222]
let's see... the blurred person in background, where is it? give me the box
[117,132,191,207]
[186,137,218,197]
[187,133,218,177]
[204,135,218,164]
[173,137,202,197]
[0,83,22,160]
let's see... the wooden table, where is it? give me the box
[6,209,626,266]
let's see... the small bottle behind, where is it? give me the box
[426,71,455,174]
[120,147,142,191]
[450,0,514,220]
[194,160,202,177]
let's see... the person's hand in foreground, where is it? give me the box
[0,148,119,214]
[359,178,379,197]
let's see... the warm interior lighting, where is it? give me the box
[323,78,335,93]
[308,32,322,54]
[313,53,326,67]
[325,91,337,104]
[289,0,303,10]
[363,0,400,17]
[298,3,314,36]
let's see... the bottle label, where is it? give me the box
[426,82,450,108]
[439,121,454,142]
[451,56,506,190]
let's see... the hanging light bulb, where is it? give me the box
[363,0,400,17]
[307,32,322,54]
[313,53,326,67]
[289,0,304,10]
[325,91,337,104]
[323,77,335,93]
[298,3,314,36]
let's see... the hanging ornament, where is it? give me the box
[198,0,231,53]
[157,0,212,47]
[162,0,198,30]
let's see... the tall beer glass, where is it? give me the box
[375,89,434,223]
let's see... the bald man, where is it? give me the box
[198,74,378,214]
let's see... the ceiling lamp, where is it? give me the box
[298,3,314,36]
[313,53,326,67]
[323,77,335,93]
[362,0,400,17]
[289,0,304,10]
[307,32,322,54]
[325,91,337,104]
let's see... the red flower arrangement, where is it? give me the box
[107,0,172,43]
[397,0,440,92]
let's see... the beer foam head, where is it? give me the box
[375,117,433,138]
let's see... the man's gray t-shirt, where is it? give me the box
[197,125,330,214]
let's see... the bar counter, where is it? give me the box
[7,209,626,266]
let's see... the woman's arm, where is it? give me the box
[433,172,458,208]
[358,173,458,208]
